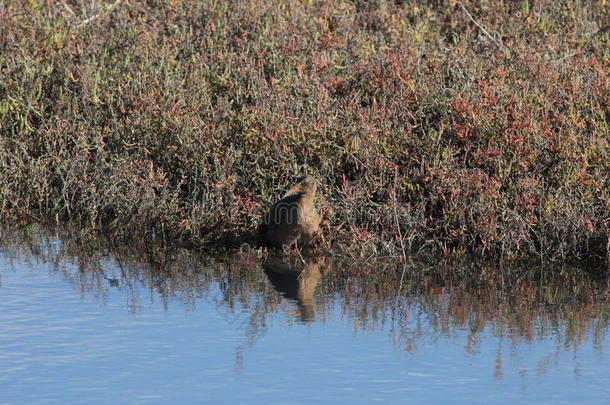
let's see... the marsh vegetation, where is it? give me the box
[0,1,608,266]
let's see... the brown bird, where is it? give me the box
[259,175,321,249]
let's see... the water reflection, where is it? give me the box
[0,225,609,402]
[262,254,331,323]
[1,227,608,350]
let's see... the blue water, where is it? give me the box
[0,242,609,404]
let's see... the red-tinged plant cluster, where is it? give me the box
[0,0,608,267]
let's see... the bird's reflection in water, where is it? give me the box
[262,254,331,323]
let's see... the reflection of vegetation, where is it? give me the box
[337,259,610,364]
[1,225,608,376]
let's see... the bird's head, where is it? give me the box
[283,175,317,198]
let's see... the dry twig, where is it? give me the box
[458,1,503,49]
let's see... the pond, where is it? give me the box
[1,228,609,404]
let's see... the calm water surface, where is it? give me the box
[0,231,609,404]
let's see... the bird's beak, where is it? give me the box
[283,185,303,198]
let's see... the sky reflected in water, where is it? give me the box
[0,229,609,404]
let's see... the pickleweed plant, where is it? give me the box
[0,0,607,267]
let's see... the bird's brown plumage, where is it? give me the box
[259,175,321,249]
